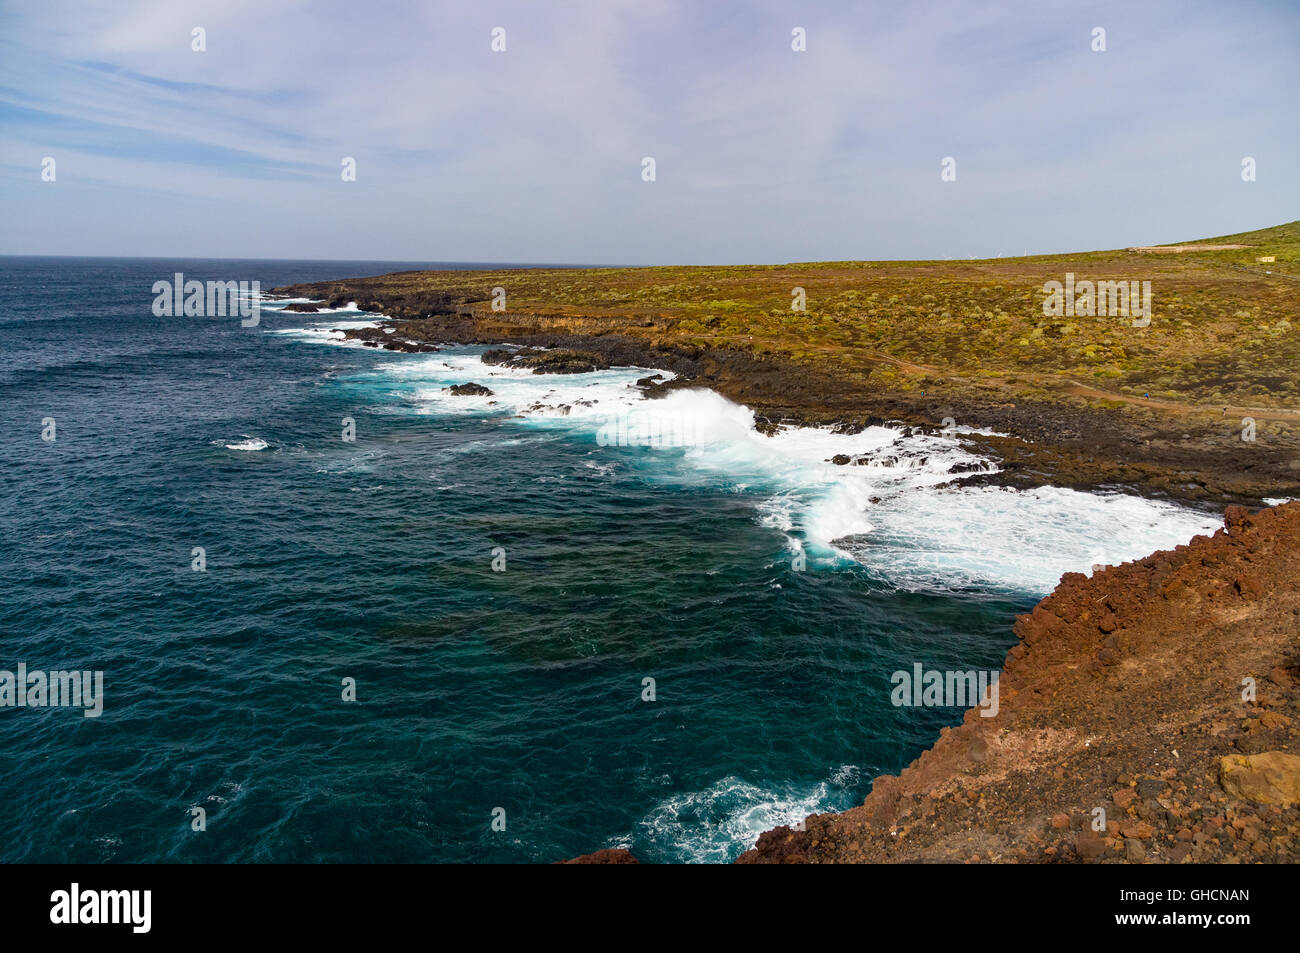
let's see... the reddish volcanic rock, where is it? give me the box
[737,501,1300,864]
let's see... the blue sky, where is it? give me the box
[1,0,1296,263]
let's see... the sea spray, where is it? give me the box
[277,336,1223,592]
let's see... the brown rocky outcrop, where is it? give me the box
[338,324,440,353]
[738,502,1300,864]
[481,346,611,374]
[1220,752,1300,806]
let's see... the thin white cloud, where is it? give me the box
[0,0,1295,262]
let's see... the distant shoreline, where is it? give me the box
[273,222,1300,507]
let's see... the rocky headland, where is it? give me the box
[273,226,1300,508]
[275,223,1300,864]
[737,502,1300,863]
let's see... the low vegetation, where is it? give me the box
[283,220,1300,411]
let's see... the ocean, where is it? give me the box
[0,257,1221,863]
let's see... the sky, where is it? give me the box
[0,0,1296,264]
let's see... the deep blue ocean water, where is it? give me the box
[0,256,1058,862]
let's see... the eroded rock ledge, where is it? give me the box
[737,502,1300,864]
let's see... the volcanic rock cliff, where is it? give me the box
[737,502,1300,863]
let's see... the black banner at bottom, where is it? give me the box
[0,861,1273,940]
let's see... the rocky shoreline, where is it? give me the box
[269,281,1300,865]
[735,502,1300,864]
[566,503,1300,865]
[269,283,1300,508]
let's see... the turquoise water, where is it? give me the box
[0,257,1216,862]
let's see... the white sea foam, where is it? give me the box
[269,318,382,347]
[288,338,1223,595]
[632,770,859,864]
[276,319,380,331]
[259,298,373,315]
[851,484,1219,594]
[224,437,267,451]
